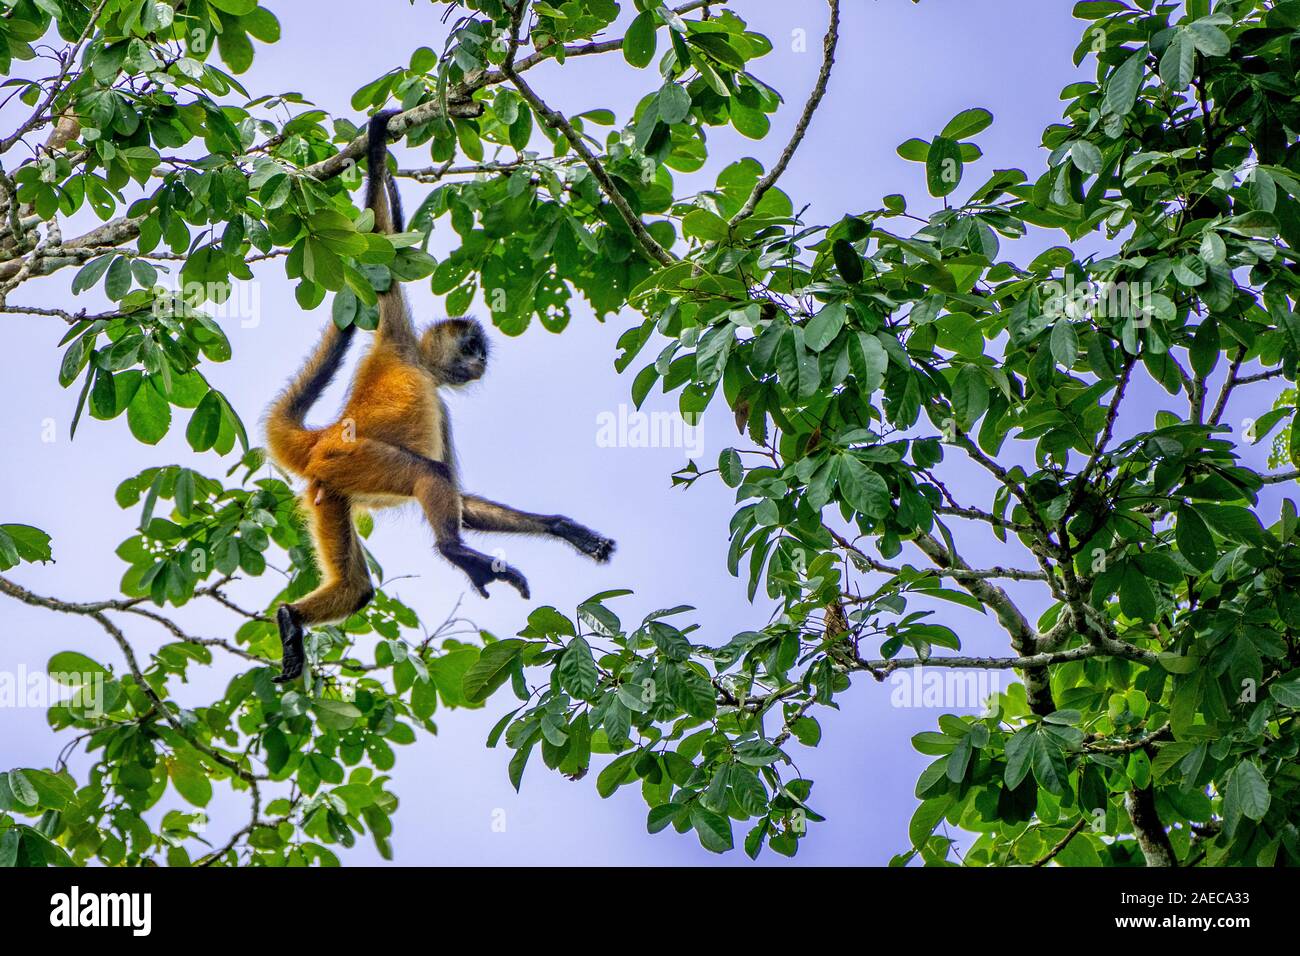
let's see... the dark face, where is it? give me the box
[423,318,488,386]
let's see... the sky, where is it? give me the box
[0,1,1284,866]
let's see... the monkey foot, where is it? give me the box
[443,544,530,600]
[554,518,616,563]
[587,535,616,563]
[273,604,306,684]
[476,563,530,601]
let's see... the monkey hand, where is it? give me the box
[273,604,307,684]
[551,517,616,563]
[441,542,531,600]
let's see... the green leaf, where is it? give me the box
[658,82,691,124]
[71,256,113,295]
[940,107,993,140]
[623,11,657,68]
[1103,48,1146,116]
[126,378,171,445]
[0,829,18,867]
[665,662,716,718]
[1222,211,1277,238]
[836,454,890,518]
[313,698,362,730]
[1031,731,1068,795]
[168,758,212,807]
[1197,503,1269,546]
[185,391,223,452]
[596,752,636,798]
[1188,320,1219,378]
[47,651,107,683]
[951,365,989,431]
[1069,141,1102,175]
[718,448,744,487]
[735,739,781,766]
[647,803,680,834]
[1175,505,1216,572]
[831,239,863,284]
[1050,319,1079,368]
[463,639,526,704]
[1269,674,1300,708]
[1119,562,1157,622]
[848,332,887,393]
[218,27,254,74]
[1186,21,1230,57]
[7,770,38,807]
[557,637,599,699]
[1004,728,1034,789]
[682,208,729,242]
[1225,760,1270,822]
[1159,30,1195,90]
[0,524,52,571]
[689,803,734,853]
[104,256,133,300]
[804,301,845,352]
[926,136,964,197]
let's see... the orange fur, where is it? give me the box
[264,112,614,683]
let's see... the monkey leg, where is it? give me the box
[307,439,530,600]
[461,495,616,563]
[274,488,373,684]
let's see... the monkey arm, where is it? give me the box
[460,494,615,563]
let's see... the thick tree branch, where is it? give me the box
[1125,785,1178,866]
[1260,469,1300,484]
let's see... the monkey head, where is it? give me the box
[420,317,489,386]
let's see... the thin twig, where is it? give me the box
[730,0,840,227]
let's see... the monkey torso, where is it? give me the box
[346,346,445,458]
[318,337,452,509]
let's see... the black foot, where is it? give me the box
[273,604,306,684]
[441,543,530,599]
[553,517,616,563]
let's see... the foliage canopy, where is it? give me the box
[2,0,1300,867]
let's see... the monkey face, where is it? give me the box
[421,317,489,386]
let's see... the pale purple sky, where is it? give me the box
[1,2,1281,865]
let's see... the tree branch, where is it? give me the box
[1032,818,1088,867]
[729,0,840,228]
[1125,784,1178,866]
[0,574,267,782]
[0,0,108,155]
[479,0,714,87]
[500,27,675,265]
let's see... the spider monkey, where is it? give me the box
[264,110,615,684]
